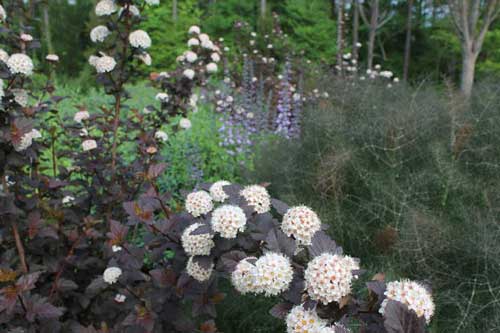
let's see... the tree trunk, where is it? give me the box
[352,0,360,60]
[261,0,266,18]
[172,0,178,22]
[461,48,478,98]
[403,0,414,80]
[336,0,345,68]
[367,0,379,69]
[42,2,54,54]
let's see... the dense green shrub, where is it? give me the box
[252,76,500,332]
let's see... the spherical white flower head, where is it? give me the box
[7,53,34,76]
[95,55,116,73]
[304,253,358,305]
[282,206,321,246]
[74,110,90,123]
[187,38,200,47]
[114,293,126,303]
[129,30,151,49]
[186,257,213,282]
[240,185,271,214]
[145,0,160,5]
[211,53,221,63]
[82,139,97,151]
[90,25,111,43]
[95,0,117,16]
[374,64,382,70]
[179,117,192,129]
[253,252,293,296]
[209,180,231,202]
[103,267,122,284]
[198,33,210,42]
[380,70,393,79]
[0,49,9,63]
[286,305,327,333]
[46,54,59,62]
[185,191,213,217]
[154,130,168,142]
[211,205,247,239]
[183,68,195,80]
[14,129,41,152]
[380,280,435,323]
[62,195,75,204]
[188,25,201,35]
[206,62,218,73]
[112,245,122,252]
[231,257,258,294]
[88,55,99,67]
[137,52,152,66]
[20,34,33,42]
[181,223,215,256]
[201,39,214,50]
[0,5,6,22]
[184,50,198,63]
[11,89,28,107]
[155,92,169,103]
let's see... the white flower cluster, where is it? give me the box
[304,253,359,305]
[7,53,34,76]
[186,256,213,282]
[145,0,160,5]
[15,129,41,152]
[179,117,192,129]
[240,185,271,214]
[185,191,213,217]
[181,223,215,256]
[231,252,293,296]
[253,252,293,296]
[211,205,247,239]
[12,89,28,107]
[154,130,168,142]
[231,257,258,294]
[183,68,195,80]
[0,5,6,22]
[209,180,231,202]
[82,139,98,151]
[95,0,117,16]
[103,266,122,284]
[46,54,59,62]
[281,206,322,246]
[129,30,151,49]
[74,110,90,123]
[0,49,9,63]
[90,25,111,43]
[380,280,435,323]
[89,55,116,73]
[286,305,327,333]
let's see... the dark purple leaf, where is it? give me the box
[265,228,296,258]
[269,302,293,319]
[308,232,340,257]
[271,198,289,215]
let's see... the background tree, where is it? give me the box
[403,0,414,80]
[359,0,393,69]
[448,0,500,97]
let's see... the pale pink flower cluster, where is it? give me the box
[211,205,246,239]
[181,223,215,256]
[185,191,213,217]
[209,180,231,202]
[186,257,213,282]
[240,185,271,214]
[281,206,322,246]
[304,253,360,305]
[380,280,435,323]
